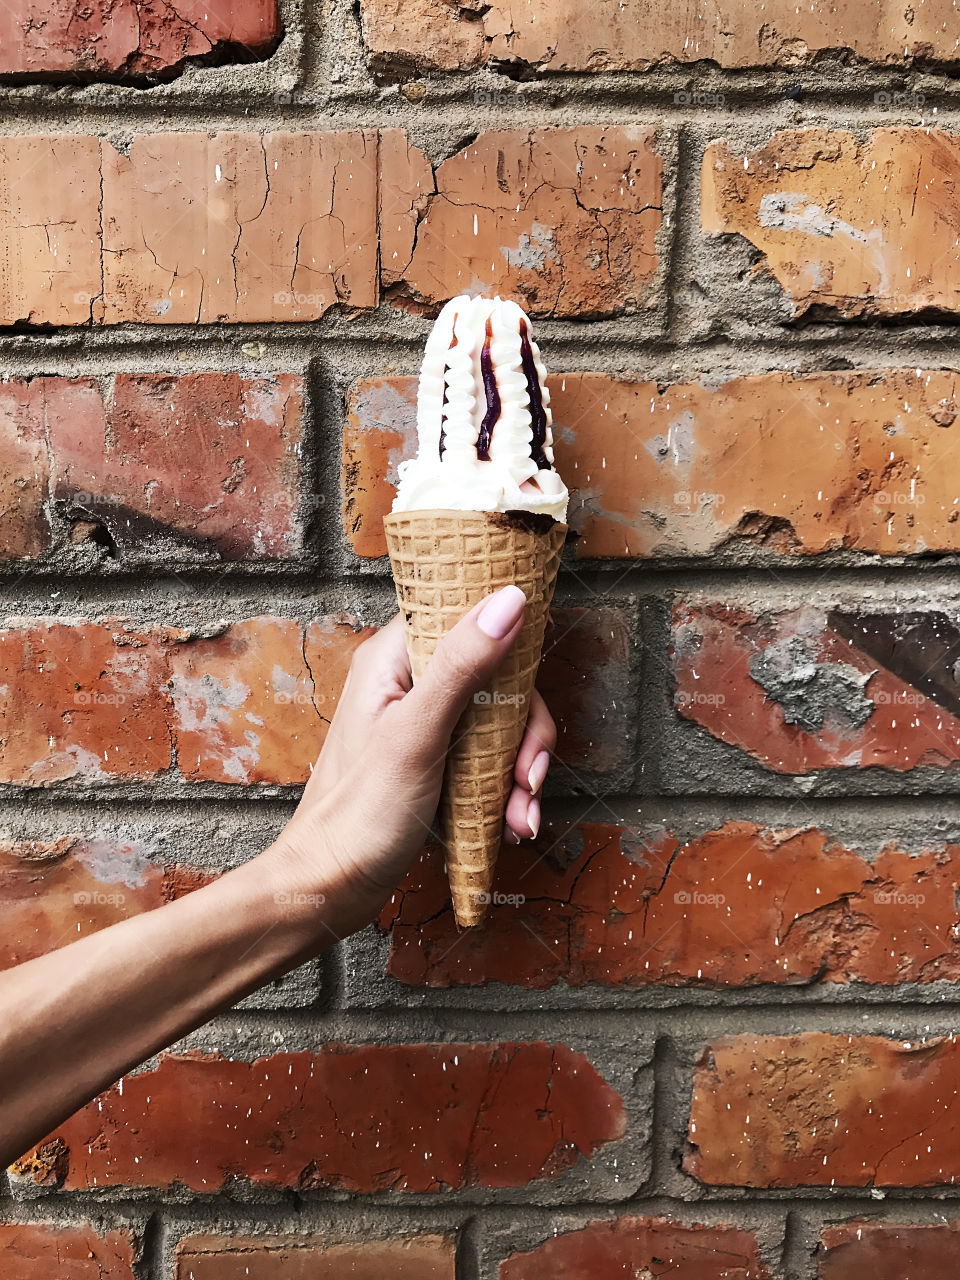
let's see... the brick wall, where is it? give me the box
[3,2,960,1277]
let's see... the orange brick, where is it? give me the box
[704,128,960,318]
[0,136,102,326]
[0,1,280,78]
[0,622,171,784]
[362,0,960,72]
[345,369,960,560]
[167,616,372,784]
[176,1234,455,1280]
[0,378,56,558]
[100,131,380,323]
[686,1032,960,1187]
[819,1221,960,1279]
[394,127,661,317]
[0,837,210,970]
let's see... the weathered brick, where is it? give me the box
[0,378,55,558]
[19,1045,626,1192]
[362,0,960,73]
[391,127,661,318]
[167,616,372,785]
[381,821,960,988]
[100,131,380,324]
[0,837,210,970]
[672,603,960,773]
[0,136,103,326]
[0,615,372,787]
[703,129,960,319]
[499,1215,769,1278]
[49,373,304,560]
[0,1221,138,1278]
[0,622,172,785]
[177,1233,455,1279]
[819,1221,960,1278]
[0,1,280,79]
[685,1032,960,1187]
[345,369,960,560]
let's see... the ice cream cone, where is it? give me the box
[383,508,566,928]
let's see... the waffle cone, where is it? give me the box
[383,508,566,928]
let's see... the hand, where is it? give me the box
[272,586,557,937]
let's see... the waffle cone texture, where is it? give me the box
[383,509,566,928]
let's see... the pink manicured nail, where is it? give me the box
[504,825,521,845]
[527,749,550,794]
[477,585,526,639]
[526,795,540,839]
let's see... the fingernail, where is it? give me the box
[504,825,521,845]
[526,795,540,839]
[477,585,526,640]
[527,749,550,794]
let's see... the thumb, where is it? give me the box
[400,585,527,747]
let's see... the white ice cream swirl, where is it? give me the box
[391,294,569,521]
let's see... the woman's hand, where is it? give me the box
[271,585,557,936]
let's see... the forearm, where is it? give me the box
[0,841,339,1168]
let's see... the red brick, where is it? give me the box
[177,1233,455,1279]
[672,603,960,773]
[167,616,372,784]
[48,373,305,560]
[392,127,661,318]
[0,837,210,970]
[703,129,960,319]
[0,1,280,79]
[0,1221,138,1278]
[20,1045,626,1192]
[819,1221,960,1278]
[685,1032,960,1187]
[346,369,960,561]
[0,622,171,784]
[499,1215,769,1279]
[381,821,960,988]
[362,0,960,73]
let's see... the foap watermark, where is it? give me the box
[474,890,526,907]
[75,889,125,906]
[275,890,327,907]
[274,290,326,309]
[873,689,925,707]
[874,890,925,906]
[874,90,925,109]
[74,689,126,707]
[674,890,726,906]
[474,690,526,706]
[872,490,925,508]
[674,89,726,108]
[274,687,327,707]
[73,491,123,507]
[472,87,515,106]
[674,689,725,708]
[674,490,725,509]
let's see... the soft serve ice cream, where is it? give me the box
[392,294,569,522]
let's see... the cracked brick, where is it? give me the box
[16,1045,626,1193]
[0,1,280,81]
[685,1032,960,1187]
[380,820,960,988]
[703,128,960,318]
[361,0,960,73]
